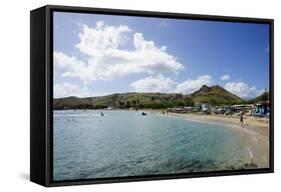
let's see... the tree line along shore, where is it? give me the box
[54,85,269,117]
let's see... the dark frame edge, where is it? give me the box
[30,5,48,186]
[269,19,274,173]
[48,168,273,187]
[45,4,273,23]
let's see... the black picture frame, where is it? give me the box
[30,5,274,187]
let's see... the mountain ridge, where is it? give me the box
[53,85,261,110]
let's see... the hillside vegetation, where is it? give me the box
[53,85,266,110]
[191,85,243,105]
[246,91,269,104]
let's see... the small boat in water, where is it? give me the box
[141,112,147,116]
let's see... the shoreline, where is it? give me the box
[55,109,270,169]
[143,110,270,169]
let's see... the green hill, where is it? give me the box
[191,85,243,105]
[53,85,244,110]
[246,91,269,104]
[53,92,193,110]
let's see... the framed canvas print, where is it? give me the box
[30,5,274,187]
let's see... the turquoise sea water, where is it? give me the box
[53,110,250,181]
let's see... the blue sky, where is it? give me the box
[53,12,270,99]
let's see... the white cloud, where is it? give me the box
[54,52,88,80]
[220,74,230,81]
[54,21,184,84]
[54,82,110,98]
[54,82,80,98]
[75,22,132,56]
[224,82,260,99]
[175,75,212,94]
[130,74,175,93]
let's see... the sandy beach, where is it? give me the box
[143,109,270,169]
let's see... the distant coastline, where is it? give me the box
[53,85,269,110]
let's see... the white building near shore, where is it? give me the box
[201,103,209,111]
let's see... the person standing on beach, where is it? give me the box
[240,115,244,127]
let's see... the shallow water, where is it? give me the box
[53,110,251,181]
